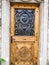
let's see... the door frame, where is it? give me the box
[1,0,48,65]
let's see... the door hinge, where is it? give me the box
[11,36,13,43]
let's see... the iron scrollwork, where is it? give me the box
[14,9,35,36]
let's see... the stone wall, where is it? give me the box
[0,0,1,57]
[48,0,49,61]
[0,0,49,63]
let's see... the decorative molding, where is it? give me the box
[35,0,43,2]
[21,0,44,2]
[7,0,44,3]
[20,0,31,2]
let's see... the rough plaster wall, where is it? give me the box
[0,0,1,57]
[48,0,49,61]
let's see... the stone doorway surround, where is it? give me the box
[1,0,48,65]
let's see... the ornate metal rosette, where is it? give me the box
[15,9,35,36]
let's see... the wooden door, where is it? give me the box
[10,3,39,65]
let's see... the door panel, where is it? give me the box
[10,3,39,65]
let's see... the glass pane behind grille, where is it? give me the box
[14,9,35,36]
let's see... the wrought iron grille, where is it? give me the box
[14,9,35,36]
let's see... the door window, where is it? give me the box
[14,9,35,36]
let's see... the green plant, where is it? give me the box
[0,58,6,62]
[48,62,49,65]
